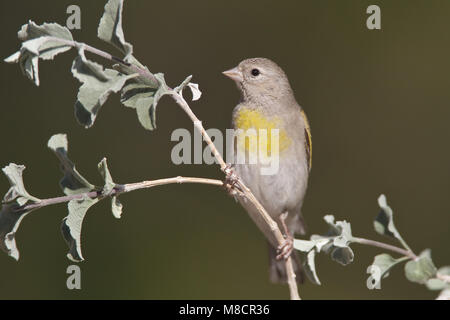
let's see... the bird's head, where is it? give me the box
[223,57,293,104]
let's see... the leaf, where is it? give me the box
[293,239,316,252]
[404,249,437,284]
[0,203,35,261]
[4,21,74,86]
[2,163,40,206]
[120,73,171,130]
[438,266,450,276]
[320,215,354,250]
[71,48,138,128]
[303,250,321,285]
[0,164,40,261]
[48,134,96,195]
[174,75,202,101]
[111,196,123,219]
[371,254,407,286]
[98,158,123,219]
[426,278,448,291]
[97,158,115,196]
[97,0,133,57]
[309,215,355,266]
[330,246,354,266]
[113,55,158,88]
[294,238,330,253]
[374,195,411,251]
[188,83,202,101]
[61,197,99,262]
[322,215,341,237]
[333,220,353,248]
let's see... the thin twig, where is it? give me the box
[19,177,223,212]
[352,237,417,260]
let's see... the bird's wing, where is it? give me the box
[300,110,312,171]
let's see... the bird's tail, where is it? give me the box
[268,243,305,284]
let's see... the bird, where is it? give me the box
[223,58,312,284]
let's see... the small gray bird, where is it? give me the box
[223,58,312,284]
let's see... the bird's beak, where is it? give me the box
[222,67,243,82]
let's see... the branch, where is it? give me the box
[19,176,224,212]
[352,237,417,259]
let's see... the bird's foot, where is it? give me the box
[276,234,294,260]
[223,164,241,196]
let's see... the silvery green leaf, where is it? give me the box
[187,83,202,101]
[330,246,354,266]
[97,0,133,57]
[120,73,171,130]
[311,215,356,266]
[97,158,123,219]
[321,215,354,251]
[61,197,99,262]
[375,195,411,251]
[322,215,340,236]
[4,51,20,63]
[113,55,158,88]
[0,203,36,261]
[294,238,330,253]
[4,21,74,86]
[293,239,315,252]
[371,253,408,286]
[72,49,138,128]
[303,250,321,285]
[314,238,331,252]
[1,164,40,261]
[174,75,202,101]
[18,22,73,60]
[333,220,353,247]
[2,163,40,206]
[97,158,115,196]
[47,134,96,195]
[426,278,447,291]
[438,266,450,276]
[17,21,73,43]
[404,249,437,284]
[111,196,123,219]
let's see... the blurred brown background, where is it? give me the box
[0,0,449,299]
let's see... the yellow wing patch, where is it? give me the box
[301,109,312,170]
[234,108,291,157]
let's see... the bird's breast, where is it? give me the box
[233,107,291,158]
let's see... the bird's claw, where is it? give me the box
[223,164,240,196]
[276,235,293,260]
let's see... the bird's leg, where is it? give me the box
[223,163,241,196]
[276,212,294,260]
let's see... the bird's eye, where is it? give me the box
[251,68,260,76]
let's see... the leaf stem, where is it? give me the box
[352,237,417,260]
